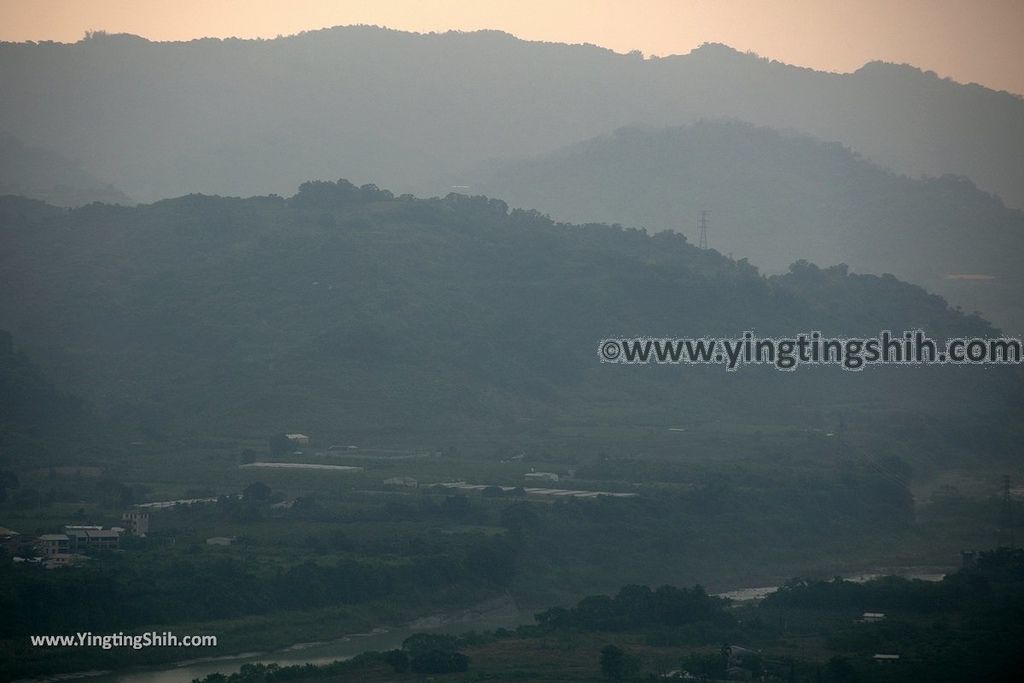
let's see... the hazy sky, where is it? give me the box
[2,0,1022,95]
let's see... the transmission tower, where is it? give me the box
[698,210,709,250]
[997,475,1015,548]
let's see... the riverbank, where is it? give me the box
[20,564,958,683]
[10,586,514,683]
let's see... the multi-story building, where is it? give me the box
[63,525,122,552]
[122,510,149,536]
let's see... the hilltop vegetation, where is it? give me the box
[0,181,1016,460]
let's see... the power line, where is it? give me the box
[698,210,709,250]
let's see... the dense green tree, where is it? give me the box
[600,644,640,680]
[242,481,271,503]
[268,433,291,457]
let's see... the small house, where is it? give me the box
[37,534,70,556]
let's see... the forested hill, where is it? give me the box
[473,120,1024,333]
[0,329,109,470]
[1,29,1022,207]
[0,182,1017,444]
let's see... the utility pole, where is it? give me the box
[698,210,709,250]
[997,475,1015,549]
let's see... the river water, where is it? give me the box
[714,567,951,602]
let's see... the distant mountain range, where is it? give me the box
[473,120,1024,333]
[1,28,1021,208]
[0,183,1016,445]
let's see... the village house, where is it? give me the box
[63,525,122,552]
[37,534,70,556]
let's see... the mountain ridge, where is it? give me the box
[473,119,1024,333]
[2,26,1021,208]
[0,182,1014,446]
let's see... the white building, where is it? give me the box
[525,472,559,482]
[285,433,310,446]
[122,510,149,536]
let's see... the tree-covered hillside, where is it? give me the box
[0,132,132,207]
[474,120,1024,333]
[0,328,111,470]
[0,181,1017,452]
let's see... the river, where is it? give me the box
[24,566,955,683]
[22,597,527,683]
[715,566,952,602]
